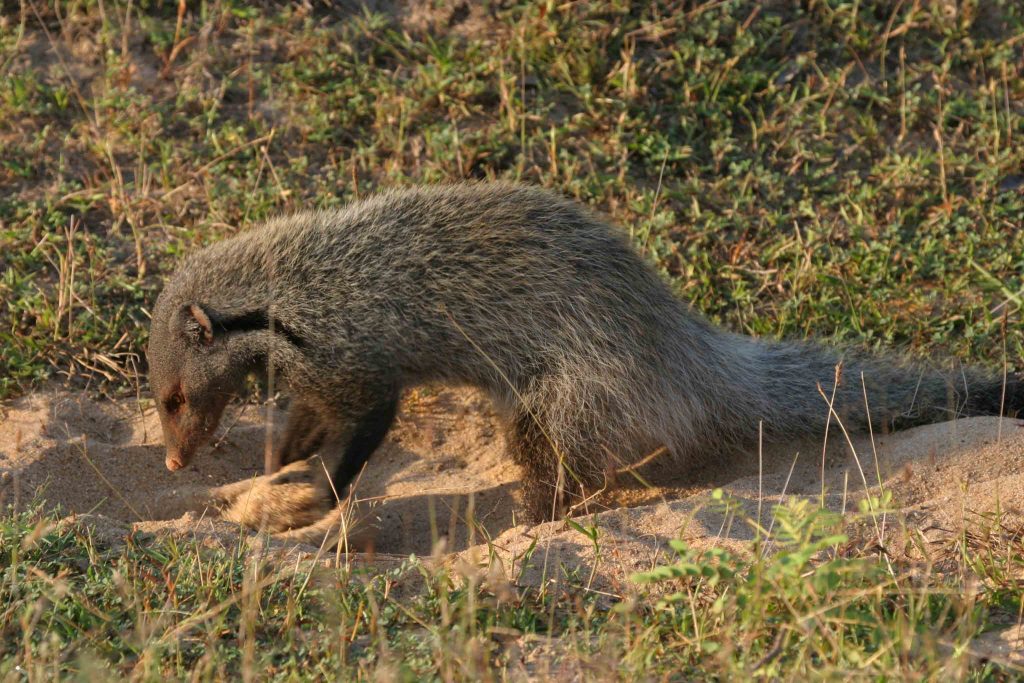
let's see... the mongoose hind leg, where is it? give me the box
[505,410,602,523]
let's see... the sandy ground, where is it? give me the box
[2,386,1023,592]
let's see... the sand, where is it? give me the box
[2,385,1024,593]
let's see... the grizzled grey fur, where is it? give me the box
[148,183,1023,521]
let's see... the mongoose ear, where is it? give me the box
[178,304,215,346]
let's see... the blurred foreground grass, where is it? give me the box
[3,492,1024,679]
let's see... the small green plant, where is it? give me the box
[628,492,1014,678]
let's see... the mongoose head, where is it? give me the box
[147,302,239,472]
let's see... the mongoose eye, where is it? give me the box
[164,393,185,414]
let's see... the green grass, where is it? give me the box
[2,0,1024,678]
[1,0,1022,397]
[3,494,1023,679]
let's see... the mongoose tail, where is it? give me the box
[746,337,1024,440]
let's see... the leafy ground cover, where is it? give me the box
[3,493,1023,679]
[2,0,1022,397]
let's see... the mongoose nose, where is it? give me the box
[165,451,186,471]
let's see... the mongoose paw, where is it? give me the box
[269,466,318,486]
[151,484,227,519]
[269,508,368,550]
[214,459,335,534]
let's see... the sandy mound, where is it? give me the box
[0,387,519,555]
[2,387,1023,589]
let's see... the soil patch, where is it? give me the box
[2,387,1023,590]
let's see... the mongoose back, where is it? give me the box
[148,183,1023,519]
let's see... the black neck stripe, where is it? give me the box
[218,310,306,348]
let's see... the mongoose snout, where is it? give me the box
[149,303,232,472]
[166,451,185,471]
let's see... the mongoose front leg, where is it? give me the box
[272,400,327,473]
[257,392,398,542]
[198,400,327,519]
[212,389,399,536]
[327,390,400,498]
[269,387,400,495]
[211,459,335,534]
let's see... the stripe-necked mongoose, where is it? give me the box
[147,183,1023,521]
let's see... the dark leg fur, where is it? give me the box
[505,412,560,521]
[270,387,399,502]
[965,375,1024,419]
[505,410,603,522]
[329,391,400,498]
[272,400,327,472]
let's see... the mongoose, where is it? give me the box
[147,183,1023,521]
